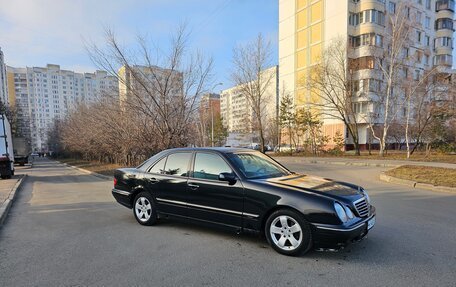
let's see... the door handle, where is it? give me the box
[188,183,199,189]
[147,178,159,184]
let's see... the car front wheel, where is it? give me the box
[133,192,157,226]
[265,209,312,256]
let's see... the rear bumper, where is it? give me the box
[112,188,133,208]
[311,206,376,249]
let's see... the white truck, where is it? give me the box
[0,114,14,179]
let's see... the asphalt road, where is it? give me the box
[0,158,455,286]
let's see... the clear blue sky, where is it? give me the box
[0,0,278,91]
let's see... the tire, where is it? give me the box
[133,192,158,226]
[265,209,312,256]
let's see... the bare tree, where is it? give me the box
[368,1,414,156]
[404,69,438,158]
[231,34,276,153]
[86,25,213,151]
[307,37,361,155]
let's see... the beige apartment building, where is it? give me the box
[279,0,455,149]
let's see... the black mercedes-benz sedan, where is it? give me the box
[112,147,375,256]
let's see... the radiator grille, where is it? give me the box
[354,197,370,217]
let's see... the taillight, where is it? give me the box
[114,178,117,187]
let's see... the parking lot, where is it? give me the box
[0,158,454,286]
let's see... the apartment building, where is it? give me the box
[7,64,118,152]
[220,66,279,144]
[118,65,183,107]
[279,0,455,149]
[0,48,8,107]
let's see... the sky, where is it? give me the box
[0,0,278,91]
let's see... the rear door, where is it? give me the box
[186,152,244,228]
[143,152,192,217]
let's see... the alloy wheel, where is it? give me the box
[135,197,152,222]
[269,215,303,251]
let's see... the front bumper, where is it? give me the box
[311,206,376,249]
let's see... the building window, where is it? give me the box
[425,16,431,29]
[425,35,430,46]
[389,2,396,13]
[413,70,420,81]
[426,0,431,9]
[424,54,430,65]
[416,30,422,43]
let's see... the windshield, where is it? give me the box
[227,152,291,179]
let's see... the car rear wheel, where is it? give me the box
[265,209,312,256]
[133,192,157,226]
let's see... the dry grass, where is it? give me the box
[58,158,124,176]
[273,151,456,164]
[385,165,456,188]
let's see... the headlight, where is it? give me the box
[344,205,355,219]
[334,202,348,223]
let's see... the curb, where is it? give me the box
[379,172,456,193]
[60,162,112,181]
[0,174,28,226]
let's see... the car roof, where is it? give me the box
[165,147,255,153]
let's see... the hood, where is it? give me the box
[262,174,363,200]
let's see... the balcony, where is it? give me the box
[435,18,454,31]
[436,0,455,12]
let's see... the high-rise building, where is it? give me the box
[279,0,455,149]
[220,66,279,144]
[7,64,118,152]
[0,48,8,107]
[118,65,183,107]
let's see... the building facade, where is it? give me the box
[220,66,279,145]
[198,93,221,146]
[279,0,455,149]
[118,65,183,107]
[0,48,8,107]
[7,64,118,152]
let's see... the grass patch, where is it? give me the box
[385,165,456,188]
[58,158,124,176]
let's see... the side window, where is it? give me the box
[163,152,192,177]
[193,153,232,181]
[148,156,167,174]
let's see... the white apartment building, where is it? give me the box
[220,66,279,144]
[0,48,8,107]
[279,0,455,149]
[7,64,118,152]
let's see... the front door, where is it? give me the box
[143,152,192,217]
[186,152,244,228]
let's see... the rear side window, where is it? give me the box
[193,153,232,180]
[163,152,192,177]
[148,157,167,174]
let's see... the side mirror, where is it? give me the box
[218,172,237,184]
